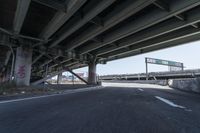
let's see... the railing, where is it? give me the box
[100,69,200,80]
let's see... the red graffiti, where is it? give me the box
[17,65,25,78]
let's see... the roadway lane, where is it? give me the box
[0,85,200,133]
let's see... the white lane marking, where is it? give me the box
[155,96,186,109]
[138,88,144,92]
[0,86,104,104]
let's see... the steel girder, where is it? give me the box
[64,0,156,51]
[95,6,200,56]
[78,0,200,54]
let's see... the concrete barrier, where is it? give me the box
[168,78,200,93]
[102,80,168,86]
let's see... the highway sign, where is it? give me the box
[145,58,183,67]
[145,57,184,80]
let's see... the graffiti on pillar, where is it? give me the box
[17,65,25,78]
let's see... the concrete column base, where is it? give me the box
[14,47,32,86]
[88,61,97,85]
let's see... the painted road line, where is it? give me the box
[0,86,104,104]
[155,96,186,109]
[138,88,144,91]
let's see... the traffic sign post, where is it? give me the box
[145,58,148,80]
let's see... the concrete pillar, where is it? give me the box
[88,60,97,85]
[57,73,62,84]
[2,73,6,82]
[14,47,32,86]
[5,68,10,82]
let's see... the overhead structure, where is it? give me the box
[0,0,200,85]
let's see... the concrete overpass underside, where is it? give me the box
[0,0,200,85]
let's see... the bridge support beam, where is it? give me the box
[14,47,32,86]
[0,69,10,83]
[57,73,62,84]
[88,60,97,85]
[4,69,11,82]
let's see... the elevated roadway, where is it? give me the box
[100,69,200,80]
[0,0,200,85]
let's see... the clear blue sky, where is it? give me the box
[73,41,200,76]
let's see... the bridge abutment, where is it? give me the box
[14,47,32,86]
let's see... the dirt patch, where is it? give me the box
[0,83,56,96]
[0,83,96,98]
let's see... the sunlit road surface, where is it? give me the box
[1,83,200,133]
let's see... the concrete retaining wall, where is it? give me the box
[168,78,200,93]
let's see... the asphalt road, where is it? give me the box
[0,84,200,133]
